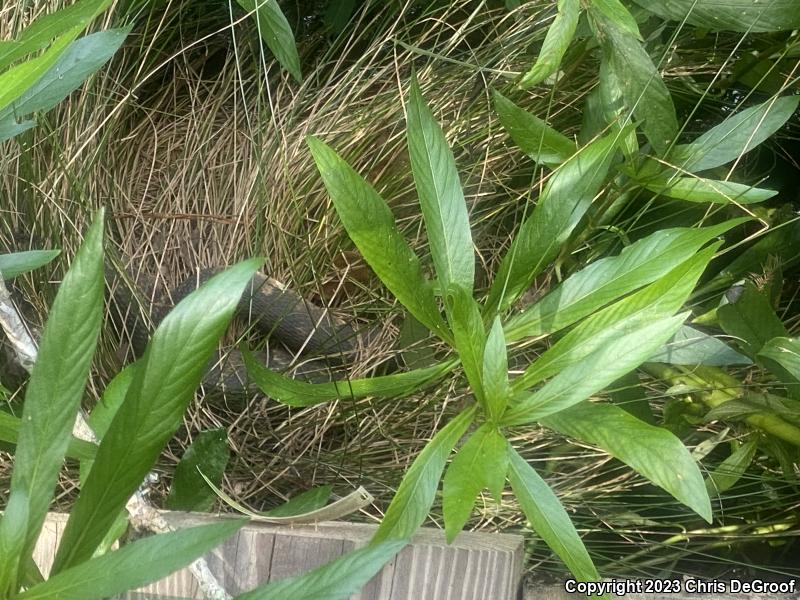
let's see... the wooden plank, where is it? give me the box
[34,512,524,600]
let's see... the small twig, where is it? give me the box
[0,275,231,600]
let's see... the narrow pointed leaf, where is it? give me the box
[648,325,752,366]
[52,259,262,572]
[705,440,757,494]
[669,96,800,172]
[372,406,475,544]
[0,250,60,279]
[519,0,581,88]
[507,445,599,581]
[642,176,777,205]
[759,337,800,382]
[631,0,800,32]
[514,246,718,391]
[445,285,486,403]
[307,136,451,343]
[0,213,104,584]
[482,317,510,421]
[234,540,406,600]
[505,219,745,341]
[590,0,641,38]
[493,90,576,167]
[0,412,97,462]
[486,129,620,314]
[243,348,455,406]
[407,77,474,294]
[17,520,243,600]
[542,401,713,522]
[443,424,507,542]
[504,313,687,424]
[236,0,301,82]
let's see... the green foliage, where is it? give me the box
[519,0,581,88]
[0,251,60,280]
[166,429,231,512]
[236,0,301,82]
[631,0,800,32]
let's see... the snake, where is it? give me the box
[107,266,363,400]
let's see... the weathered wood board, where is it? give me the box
[34,512,524,600]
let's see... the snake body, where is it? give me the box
[109,267,361,398]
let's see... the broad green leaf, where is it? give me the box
[234,540,406,600]
[669,96,800,173]
[0,117,34,141]
[406,76,474,295]
[590,0,641,39]
[236,0,302,82]
[482,317,510,421]
[243,348,455,406]
[718,281,787,356]
[486,129,620,315]
[166,429,230,512]
[542,401,713,522]
[0,250,60,279]
[263,486,331,517]
[507,445,599,581]
[0,32,77,115]
[642,176,777,205]
[0,492,29,596]
[0,29,129,135]
[88,365,135,441]
[442,424,507,542]
[52,259,262,572]
[324,0,357,34]
[513,246,717,391]
[608,371,654,424]
[503,312,687,425]
[17,520,243,600]
[0,213,104,588]
[631,0,800,32]
[705,392,800,427]
[307,136,451,343]
[705,440,757,494]
[519,0,581,88]
[505,219,745,341]
[758,337,800,399]
[372,406,475,544]
[493,90,576,167]
[0,0,113,71]
[0,411,96,462]
[445,285,486,403]
[648,325,752,366]
[593,11,678,154]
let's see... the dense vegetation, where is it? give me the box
[0,0,798,596]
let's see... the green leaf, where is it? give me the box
[593,11,678,154]
[0,411,97,462]
[648,325,752,366]
[52,259,262,572]
[590,0,641,39]
[0,212,104,589]
[445,285,486,403]
[263,486,332,517]
[406,76,474,295]
[0,250,60,279]
[718,281,787,356]
[0,29,129,138]
[17,520,243,600]
[0,492,29,596]
[243,348,455,406]
[372,406,475,544]
[486,129,621,314]
[513,246,718,391]
[323,0,357,34]
[669,96,800,173]
[87,365,135,442]
[0,0,113,71]
[443,424,507,542]
[758,337,800,398]
[641,176,777,205]
[705,440,757,495]
[542,401,713,522]
[493,90,577,167]
[505,219,745,341]
[307,136,451,343]
[166,429,230,512]
[0,117,34,141]
[504,312,687,425]
[234,541,406,600]
[236,0,302,82]
[519,0,581,88]
[507,445,599,581]
[482,317,510,421]
[631,0,800,32]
